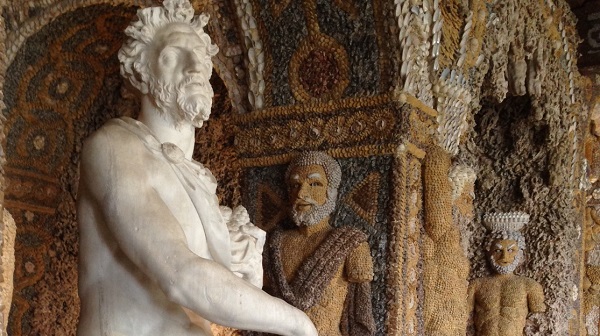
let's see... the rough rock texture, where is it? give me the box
[581,68,600,336]
[453,0,587,334]
[460,93,585,335]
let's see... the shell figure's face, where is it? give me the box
[287,164,329,214]
[490,239,519,267]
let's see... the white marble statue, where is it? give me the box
[76,1,318,335]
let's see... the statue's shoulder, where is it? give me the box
[84,118,146,152]
[81,117,152,175]
[343,227,373,282]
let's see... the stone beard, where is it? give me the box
[148,75,214,129]
[468,213,545,336]
[76,0,320,335]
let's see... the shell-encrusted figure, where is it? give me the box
[262,151,375,336]
[467,212,546,336]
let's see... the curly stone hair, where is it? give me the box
[117,0,218,93]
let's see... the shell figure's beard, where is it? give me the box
[149,76,213,128]
[489,250,523,275]
[290,189,337,227]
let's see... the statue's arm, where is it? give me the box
[345,242,374,283]
[79,130,317,336]
[527,280,546,313]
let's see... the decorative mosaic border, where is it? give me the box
[234,92,437,167]
[3,167,60,215]
[372,0,397,92]
[404,157,423,336]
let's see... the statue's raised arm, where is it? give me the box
[76,1,317,335]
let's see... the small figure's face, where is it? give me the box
[287,165,329,215]
[148,22,213,127]
[489,239,519,268]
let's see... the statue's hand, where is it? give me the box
[231,205,250,226]
[219,205,233,224]
[228,205,266,288]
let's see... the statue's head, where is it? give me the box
[118,0,219,128]
[285,151,342,227]
[483,212,529,275]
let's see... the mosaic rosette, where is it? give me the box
[250,0,393,108]
[289,33,350,102]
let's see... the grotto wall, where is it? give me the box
[0,0,594,336]
[234,0,588,335]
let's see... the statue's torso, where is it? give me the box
[77,121,213,336]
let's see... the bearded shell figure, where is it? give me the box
[260,151,376,336]
[467,212,546,336]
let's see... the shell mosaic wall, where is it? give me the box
[0,0,598,335]
[239,93,436,335]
